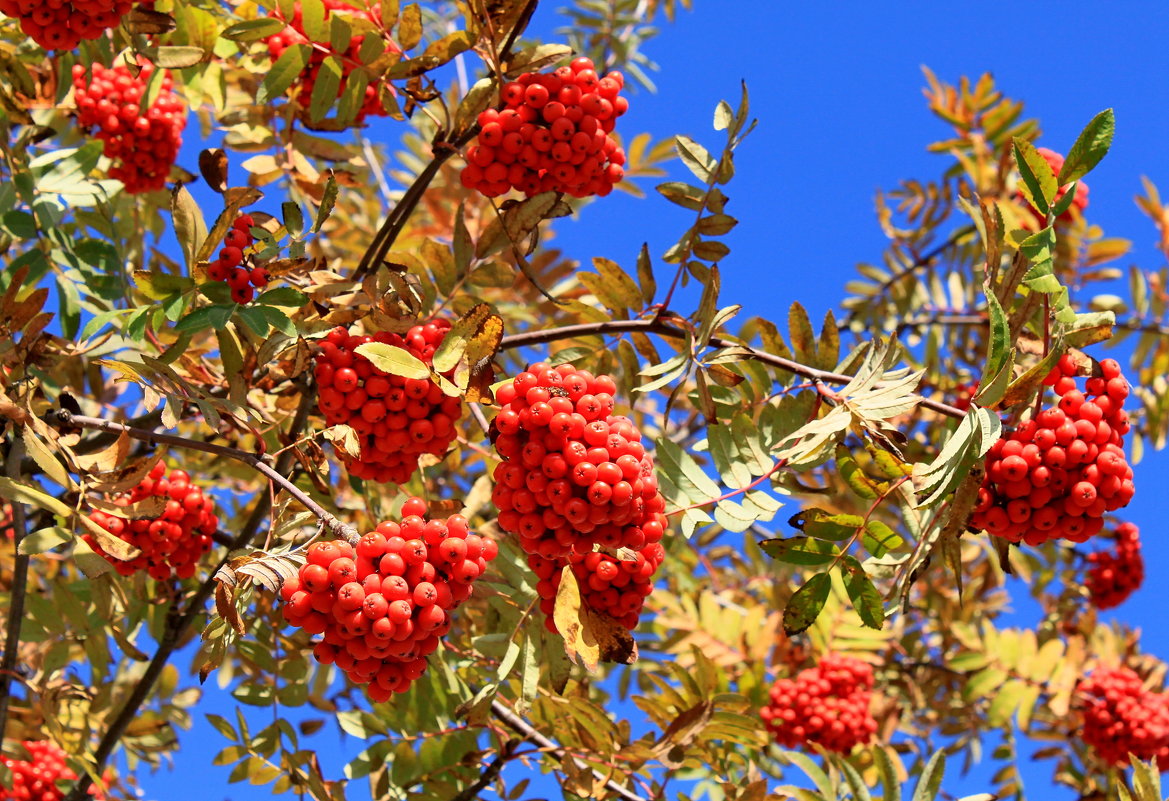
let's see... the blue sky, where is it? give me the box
[125,2,1169,799]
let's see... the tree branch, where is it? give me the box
[497,316,968,418]
[51,411,357,544]
[65,391,316,801]
[354,126,481,280]
[0,436,30,737]
[489,698,648,801]
[449,739,518,801]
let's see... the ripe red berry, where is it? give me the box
[72,62,186,194]
[280,498,496,700]
[1076,665,1169,766]
[760,654,881,754]
[83,464,216,580]
[1,739,110,800]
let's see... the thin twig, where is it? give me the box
[497,316,968,418]
[52,411,357,544]
[489,698,648,801]
[0,437,30,736]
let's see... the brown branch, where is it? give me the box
[497,316,968,418]
[449,739,519,801]
[489,698,647,801]
[0,436,30,737]
[66,391,315,801]
[354,126,481,280]
[51,411,357,544]
[498,0,540,64]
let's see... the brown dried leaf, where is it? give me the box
[198,148,228,193]
[72,431,131,474]
[552,566,638,672]
[215,580,247,635]
[125,6,176,34]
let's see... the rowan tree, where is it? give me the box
[0,3,1167,801]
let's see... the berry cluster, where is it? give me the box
[265,0,390,123]
[0,0,129,52]
[760,653,880,754]
[1,503,12,539]
[460,57,629,199]
[1076,665,1169,767]
[1086,521,1144,610]
[72,62,187,195]
[1017,147,1090,225]
[206,214,268,304]
[314,323,461,484]
[0,739,105,800]
[970,356,1133,546]
[528,543,664,632]
[84,462,217,580]
[280,497,496,702]
[490,363,669,632]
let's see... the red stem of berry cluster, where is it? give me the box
[0,437,30,740]
[497,316,968,418]
[52,411,358,544]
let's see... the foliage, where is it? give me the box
[0,3,1168,801]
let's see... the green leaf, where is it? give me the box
[782,572,831,635]
[1013,137,1057,216]
[1059,108,1115,184]
[299,0,326,40]
[655,438,721,502]
[656,181,705,210]
[145,45,205,68]
[354,342,430,379]
[708,423,752,490]
[308,55,343,123]
[255,287,306,307]
[790,508,863,542]
[758,536,837,566]
[314,172,338,232]
[675,135,716,184]
[170,183,207,268]
[258,43,311,105]
[977,288,1010,402]
[175,304,234,334]
[912,751,946,801]
[840,556,885,629]
[17,526,72,555]
[221,17,287,41]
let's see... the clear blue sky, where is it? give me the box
[136,2,1169,799]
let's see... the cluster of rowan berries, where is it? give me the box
[280,497,496,702]
[0,739,105,800]
[490,363,668,632]
[461,57,629,198]
[72,62,187,194]
[265,0,390,123]
[206,214,268,304]
[970,356,1133,546]
[1076,665,1169,766]
[1017,147,1090,226]
[1085,521,1144,610]
[314,323,461,484]
[84,462,218,580]
[760,653,880,754]
[0,0,129,52]
[1,503,12,539]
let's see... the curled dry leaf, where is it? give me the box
[552,566,638,671]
